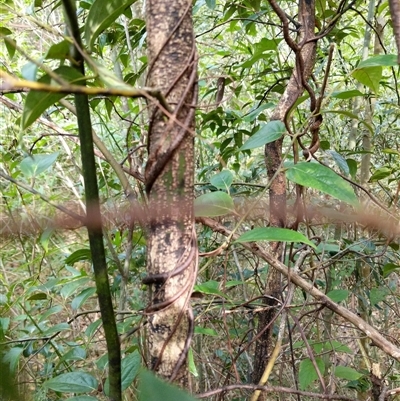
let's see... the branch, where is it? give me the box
[198,217,400,362]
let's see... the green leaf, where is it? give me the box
[22,66,84,129]
[352,66,382,94]
[331,89,364,99]
[188,348,198,377]
[45,40,70,60]
[193,280,226,297]
[138,370,198,401]
[66,397,99,401]
[85,0,137,51]
[60,277,91,298]
[71,287,96,310]
[299,358,325,390]
[206,0,216,9]
[210,170,233,190]
[19,152,59,178]
[382,263,400,278]
[369,167,393,181]
[27,293,47,300]
[346,159,357,179]
[43,372,98,393]
[369,287,389,306]
[286,162,358,206]
[326,150,349,176]
[194,327,218,336]
[43,323,71,336]
[104,351,141,395]
[194,192,234,217]
[334,366,363,381]
[358,54,398,68]
[242,103,275,122]
[234,227,316,249]
[327,289,349,303]
[65,249,92,265]
[240,120,285,150]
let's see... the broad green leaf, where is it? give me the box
[382,263,400,277]
[194,280,226,297]
[327,289,349,303]
[299,358,325,390]
[331,89,364,99]
[104,351,141,395]
[138,370,198,401]
[242,102,275,122]
[194,327,218,336]
[369,287,389,306]
[43,372,98,393]
[71,287,96,310]
[22,66,84,129]
[210,170,233,190]
[358,54,398,68]
[334,366,363,380]
[65,249,92,265]
[85,0,137,51]
[286,162,358,206]
[19,152,59,178]
[194,192,234,217]
[45,40,70,60]
[369,167,393,181]
[240,120,285,150]
[66,397,99,401]
[352,66,382,93]
[235,227,316,249]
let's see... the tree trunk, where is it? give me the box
[253,0,317,385]
[144,0,198,386]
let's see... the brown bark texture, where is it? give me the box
[144,0,198,385]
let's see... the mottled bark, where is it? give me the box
[253,0,317,385]
[144,0,197,385]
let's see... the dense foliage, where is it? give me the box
[0,0,400,400]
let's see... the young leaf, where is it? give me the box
[299,358,325,390]
[43,372,98,393]
[194,192,234,217]
[334,366,363,381]
[138,370,199,401]
[210,170,233,190]
[240,120,285,150]
[286,162,358,206]
[234,227,316,249]
[85,0,137,51]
